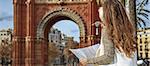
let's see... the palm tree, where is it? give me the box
[129,0,137,28]
[48,43,61,65]
[136,0,150,28]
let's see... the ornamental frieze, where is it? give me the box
[35,0,91,3]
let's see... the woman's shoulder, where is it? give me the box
[115,49,137,59]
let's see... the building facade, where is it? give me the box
[48,28,79,65]
[48,28,65,65]
[49,28,62,46]
[0,29,13,44]
[137,28,150,61]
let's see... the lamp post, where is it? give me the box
[92,21,101,35]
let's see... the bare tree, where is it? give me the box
[63,38,78,57]
[129,0,137,28]
[0,39,12,65]
[63,38,79,65]
[48,43,61,65]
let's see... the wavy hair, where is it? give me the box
[98,0,136,57]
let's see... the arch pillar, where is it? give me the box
[25,36,48,66]
[35,37,48,66]
[12,36,25,66]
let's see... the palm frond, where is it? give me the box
[137,17,146,26]
[136,0,150,28]
[136,2,141,6]
[142,15,149,20]
[137,0,145,9]
[138,12,149,17]
[141,9,150,13]
[137,22,142,28]
[137,0,149,10]
[144,0,149,5]
[138,12,149,20]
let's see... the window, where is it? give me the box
[145,34,147,37]
[145,48,149,51]
[146,53,148,59]
[140,39,142,43]
[140,46,142,51]
[140,48,142,51]
[140,35,142,37]
[144,41,148,44]
[53,31,55,34]
[51,40,53,42]
[140,53,143,58]
[145,45,148,48]
[145,37,148,40]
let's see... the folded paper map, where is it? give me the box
[69,44,100,60]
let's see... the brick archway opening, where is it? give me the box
[36,8,86,42]
[36,8,86,65]
[45,19,81,66]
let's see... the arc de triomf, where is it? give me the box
[12,0,100,66]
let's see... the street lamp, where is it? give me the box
[92,21,101,35]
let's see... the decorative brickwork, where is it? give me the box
[12,0,100,66]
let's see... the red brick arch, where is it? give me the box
[12,0,100,66]
[36,7,86,40]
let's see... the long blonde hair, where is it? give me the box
[98,0,136,57]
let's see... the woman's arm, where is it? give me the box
[87,27,115,65]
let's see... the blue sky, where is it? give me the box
[0,0,13,30]
[53,20,80,42]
